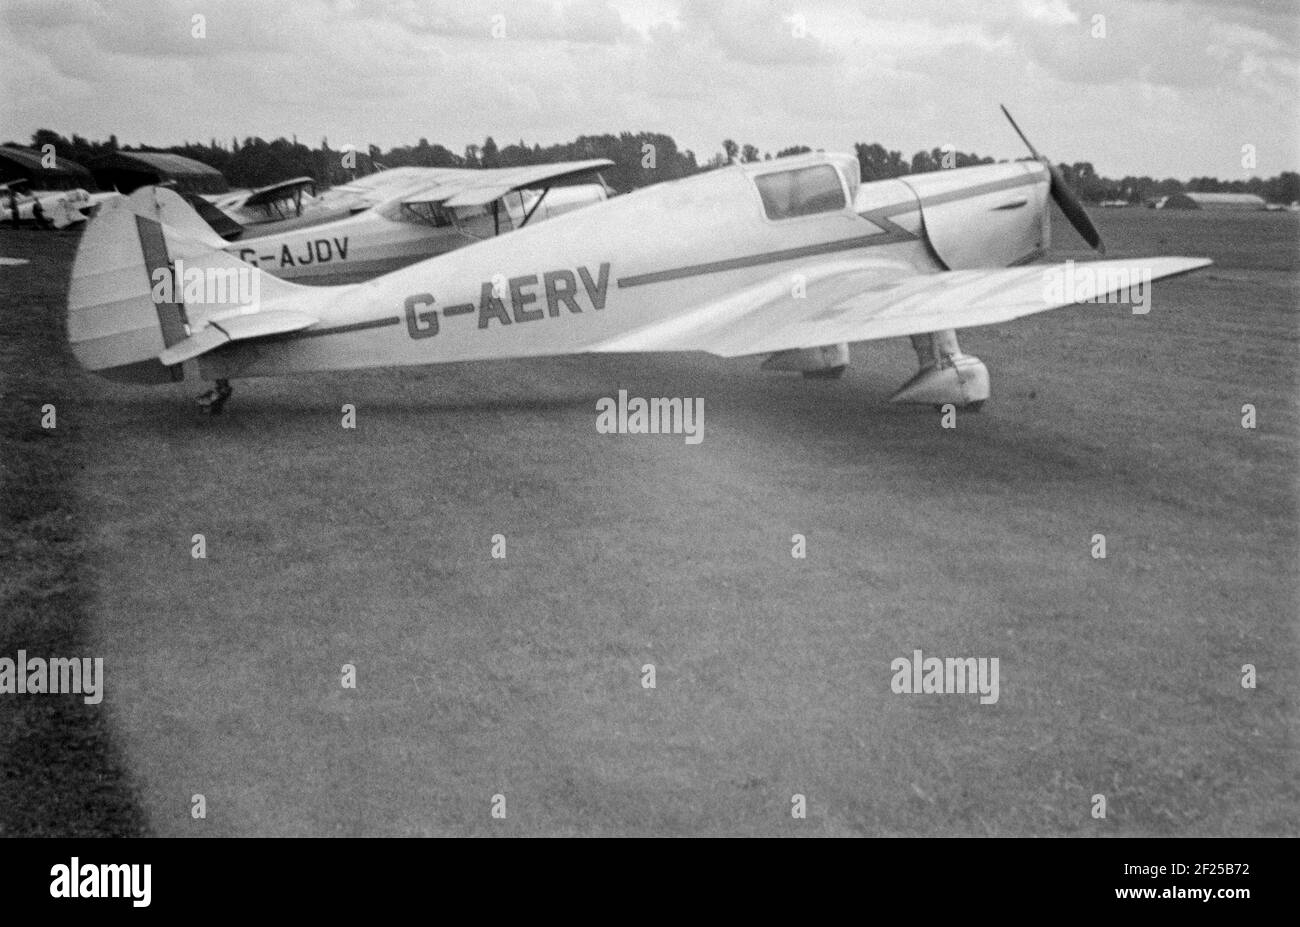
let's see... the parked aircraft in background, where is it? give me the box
[205,176,324,228]
[2,179,117,228]
[129,159,613,283]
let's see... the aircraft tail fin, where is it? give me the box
[124,186,238,248]
[68,195,316,383]
[178,190,246,241]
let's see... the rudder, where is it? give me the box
[67,195,313,383]
[67,197,188,383]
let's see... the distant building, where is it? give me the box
[0,145,96,191]
[1158,192,1267,210]
[91,151,229,195]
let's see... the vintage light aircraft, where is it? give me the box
[68,109,1210,415]
[143,160,614,283]
[206,176,324,228]
[2,179,116,228]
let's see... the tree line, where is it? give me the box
[13,128,1300,205]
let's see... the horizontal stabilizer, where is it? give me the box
[158,310,318,365]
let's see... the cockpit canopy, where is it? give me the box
[743,152,860,221]
[754,164,846,219]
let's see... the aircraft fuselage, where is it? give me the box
[194,154,1050,381]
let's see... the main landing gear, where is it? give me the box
[802,364,848,379]
[935,400,985,413]
[762,334,990,410]
[762,343,851,377]
[891,330,989,410]
[197,379,233,415]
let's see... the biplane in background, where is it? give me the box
[205,176,324,229]
[139,159,613,283]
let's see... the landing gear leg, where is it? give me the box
[891,330,989,408]
[197,379,233,415]
[762,343,851,377]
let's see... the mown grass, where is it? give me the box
[0,229,148,836]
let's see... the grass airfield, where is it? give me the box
[1,208,1296,836]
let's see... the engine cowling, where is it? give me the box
[901,161,1050,270]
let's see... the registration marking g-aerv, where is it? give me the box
[403,262,610,338]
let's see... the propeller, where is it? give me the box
[1001,104,1105,254]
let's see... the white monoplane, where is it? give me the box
[69,110,1210,415]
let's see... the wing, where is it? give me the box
[240,176,317,208]
[591,257,1212,357]
[396,159,614,207]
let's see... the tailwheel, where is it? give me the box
[197,379,233,415]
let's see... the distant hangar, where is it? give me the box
[1156,192,1266,210]
[90,151,229,196]
[0,145,96,191]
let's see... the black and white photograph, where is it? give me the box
[0,0,1295,900]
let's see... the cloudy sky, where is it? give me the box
[1,0,1295,179]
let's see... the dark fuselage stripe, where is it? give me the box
[265,316,402,343]
[1008,248,1045,267]
[616,229,914,288]
[910,171,1045,209]
[616,172,1043,290]
[257,171,1049,344]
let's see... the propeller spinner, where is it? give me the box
[1001,105,1105,254]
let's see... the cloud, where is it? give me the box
[669,0,835,66]
[0,0,1294,178]
[342,0,634,44]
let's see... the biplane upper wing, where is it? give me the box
[239,176,317,208]
[396,159,614,207]
[590,256,1213,357]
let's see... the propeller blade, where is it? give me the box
[1000,104,1105,253]
[1046,162,1105,253]
[999,104,1041,161]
